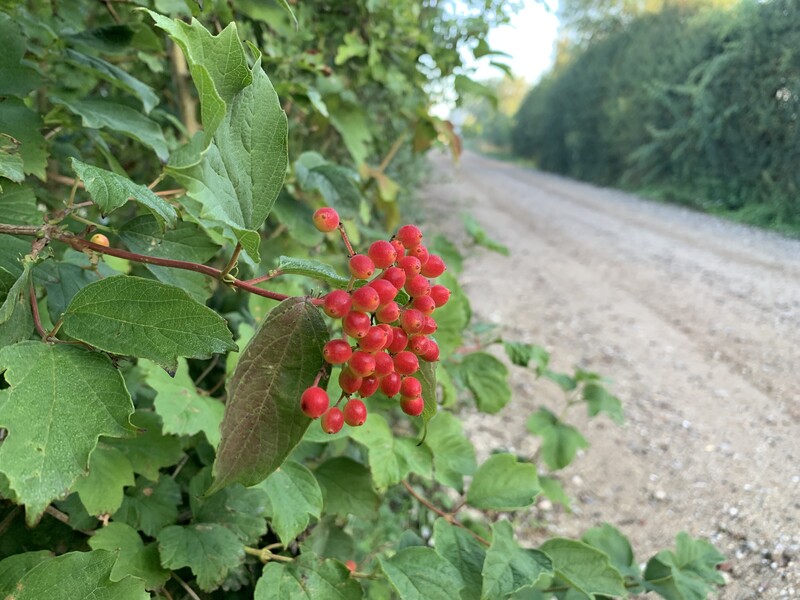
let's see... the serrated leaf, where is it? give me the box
[0,183,41,224]
[55,98,168,160]
[72,445,134,516]
[300,517,355,563]
[113,474,181,537]
[394,437,433,480]
[277,255,350,288]
[313,457,378,520]
[0,152,26,185]
[424,411,476,492]
[39,262,100,320]
[482,521,553,599]
[503,341,550,371]
[142,358,224,447]
[9,550,148,599]
[527,408,588,471]
[380,547,464,600]
[0,98,47,179]
[119,215,220,301]
[582,523,641,583]
[71,159,177,228]
[433,519,486,600]
[189,468,268,545]
[0,342,134,524]
[466,454,540,510]
[104,410,183,481]
[62,275,236,372]
[88,522,170,590]
[0,260,32,345]
[295,152,362,219]
[540,538,627,598]
[0,551,52,597]
[459,352,511,414]
[349,412,402,490]
[158,523,244,592]
[643,532,725,600]
[212,297,328,491]
[418,359,438,426]
[0,234,29,276]
[583,382,624,425]
[258,461,323,544]
[0,15,40,96]
[255,553,363,600]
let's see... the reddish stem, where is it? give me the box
[29,283,48,339]
[337,223,355,257]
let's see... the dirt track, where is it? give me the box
[420,151,800,598]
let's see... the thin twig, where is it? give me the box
[337,223,356,257]
[378,132,407,174]
[402,480,490,546]
[242,270,281,285]
[194,354,220,386]
[172,573,202,600]
[220,242,242,281]
[0,506,21,537]
[30,283,48,339]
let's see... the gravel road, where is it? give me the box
[420,151,800,598]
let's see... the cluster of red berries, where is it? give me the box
[300,207,451,434]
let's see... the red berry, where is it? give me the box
[376,324,394,348]
[421,255,446,278]
[343,399,368,426]
[374,351,395,377]
[400,309,425,334]
[323,290,352,319]
[348,350,376,377]
[394,351,419,375]
[321,407,345,433]
[421,316,438,335]
[412,295,436,315]
[429,285,450,307]
[358,326,388,352]
[390,239,405,256]
[368,240,398,269]
[345,560,357,573]
[387,327,408,353]
[400,396,424,416]
[358,375,380,398]
[339,368,363,395]
[375,301,400,324]
[400,376,422,398]
[323,339,352,365]
[368,279,398,305]
[407,245,429,265]
[349,254,375,279]
[380,372,402,397]
[397,255,422,278]
[396,224,423,249]
[420,340,440,362]
[351,286,380,313]
[313,207,340,232]
[90,233,110,247]
[404,275,431,298]
[408,335,430,356]
[343,311,371,338]
[300,386,329,419]
[383,267,407,290]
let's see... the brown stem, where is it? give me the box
[172,573,202,600]
[29,283,48,339]
[338,223,355,257]
[402,480,490,546]
[242,270,280,285]
[378,132,407,174]
[220,242,242,280]
[168,42,200,138]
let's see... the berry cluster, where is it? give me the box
[300,208,451,434]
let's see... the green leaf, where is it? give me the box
[0,234,29,276]
[113,474,181,537]
[539,475,571,510]
[212,297,328,491]
[466,454,540,511]
[429,234,463,275]
[0,342,134,524]
[259,461,323,544]
[55,98,168,161]
[431,272,469,358]
[62,275,236,373]
[72,445,134,516]
[39,262,99,320]
[462,214,509,256]
[0,260,32,346]
[0,551,52,597]
[7,550,148,599]
[583,382,624,425]
[459,352,511,414]
[0,98,47,179]
[300,517,355,563]
[433,519,486,600]
[335,31,368,65]
[394,437,433,480]
[380,547,464,600]
[349,412,402,490]
[295,152,362,219]
[0,184,40,226]
[313,457,379,520]
[643,532,725,600]
[0,15,40,96]
[543,369,577,391]
[64,49,159,114]
[540,538,627,598]
[503,341,549,371]
[270,192,324,247]
[119,215,219,301]
[158,523,245,592]
[104,410,183,481]
[526,408,588,471]
[481,521,553,599]
[70,159,177,228]
[277,255,350,288]
[582,524,641,583]
[0,150,24,184]
[88,522,170,590]
[255,553,363,600]
[424,411,476,491]
[328,106,372,165]
[418,359,438,426]
[142,358,224,447]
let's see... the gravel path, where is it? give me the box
[420,151,800,599]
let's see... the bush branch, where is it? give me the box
[402,480,490,546]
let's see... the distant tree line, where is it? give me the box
[512,0,800,230]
